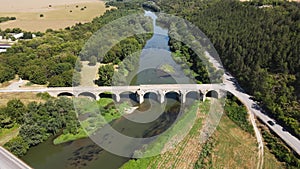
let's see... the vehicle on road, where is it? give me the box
[267,120,275,126]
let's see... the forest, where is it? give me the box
[1,96,80,157]
[155,0,300,140]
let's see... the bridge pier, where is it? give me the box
[114,94,120,102]
[180,93,186,104]
[96,95,100,100]
[158,91,165,103]
[136,90,144,104]
[137,94,144,104]
[201,94,206,102]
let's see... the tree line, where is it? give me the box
[0,17,16,23]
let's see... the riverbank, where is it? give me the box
[53,98,134,145]
[121,98,261,169]
[121,100,208,169]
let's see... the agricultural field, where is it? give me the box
[0,0,113,32]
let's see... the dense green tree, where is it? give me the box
[5,99,26,124]
[75,61,83,72]
[4,136,29,157]
[0,64,15,83]
[19,124,48,146]
[72,71,81,86]
[95,64,114,86]
[0,17,17,23]
[0,108,14,129]
[48,75,65,87]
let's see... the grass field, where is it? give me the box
[256,121,286,169]
[122,99,262,169]
[122,101,211,169]
[0,92,44,106]
[210,115,258,168]
[80,61,101,87]
[263,146,285,169]
[0,0,113,32]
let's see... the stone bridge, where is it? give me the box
[0,84,226,104]
[48,84,226,104]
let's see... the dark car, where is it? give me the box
[267,120,275,126]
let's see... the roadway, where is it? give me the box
[206,51,300,157]
[0,147,32,169]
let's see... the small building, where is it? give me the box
[12,33,24,39]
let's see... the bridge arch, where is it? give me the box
[57,92,74,97]
[165,91,180,102]
[205,90,219,99]
[186,91,201,100]
[78,92,97,100]
[119,91,138,103]
[99,92,119,102]
[144,92,159,102]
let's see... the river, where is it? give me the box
[21,11,196,169]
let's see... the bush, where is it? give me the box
[262,130,300,168]
[4,136,29,157]
[88,56,97,66]
[225,98,254,134]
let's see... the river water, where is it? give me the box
[21,11,195,169]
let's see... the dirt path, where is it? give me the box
[247,107,264,169]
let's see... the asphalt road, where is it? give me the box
[207,51,300,156]
[224,69,300,155]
